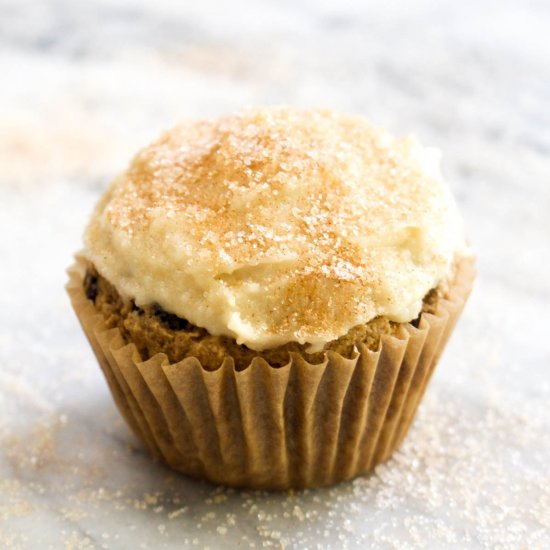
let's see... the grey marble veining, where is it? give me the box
[1,0,549,548]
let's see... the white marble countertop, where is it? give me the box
[1,0,549,548]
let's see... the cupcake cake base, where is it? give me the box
[67,255,475,490]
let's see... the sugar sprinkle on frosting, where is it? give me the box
[85,106,466,350]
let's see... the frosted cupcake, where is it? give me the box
[67,107,474,489]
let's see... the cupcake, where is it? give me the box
[67,107,474,489]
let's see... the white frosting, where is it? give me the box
[84,107,467,351]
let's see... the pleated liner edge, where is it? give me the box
[66,255,475,490]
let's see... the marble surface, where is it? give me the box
[1,0,549,548]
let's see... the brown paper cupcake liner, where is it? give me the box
[66,255,475,490]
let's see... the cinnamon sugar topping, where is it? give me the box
[85,107,466,350]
